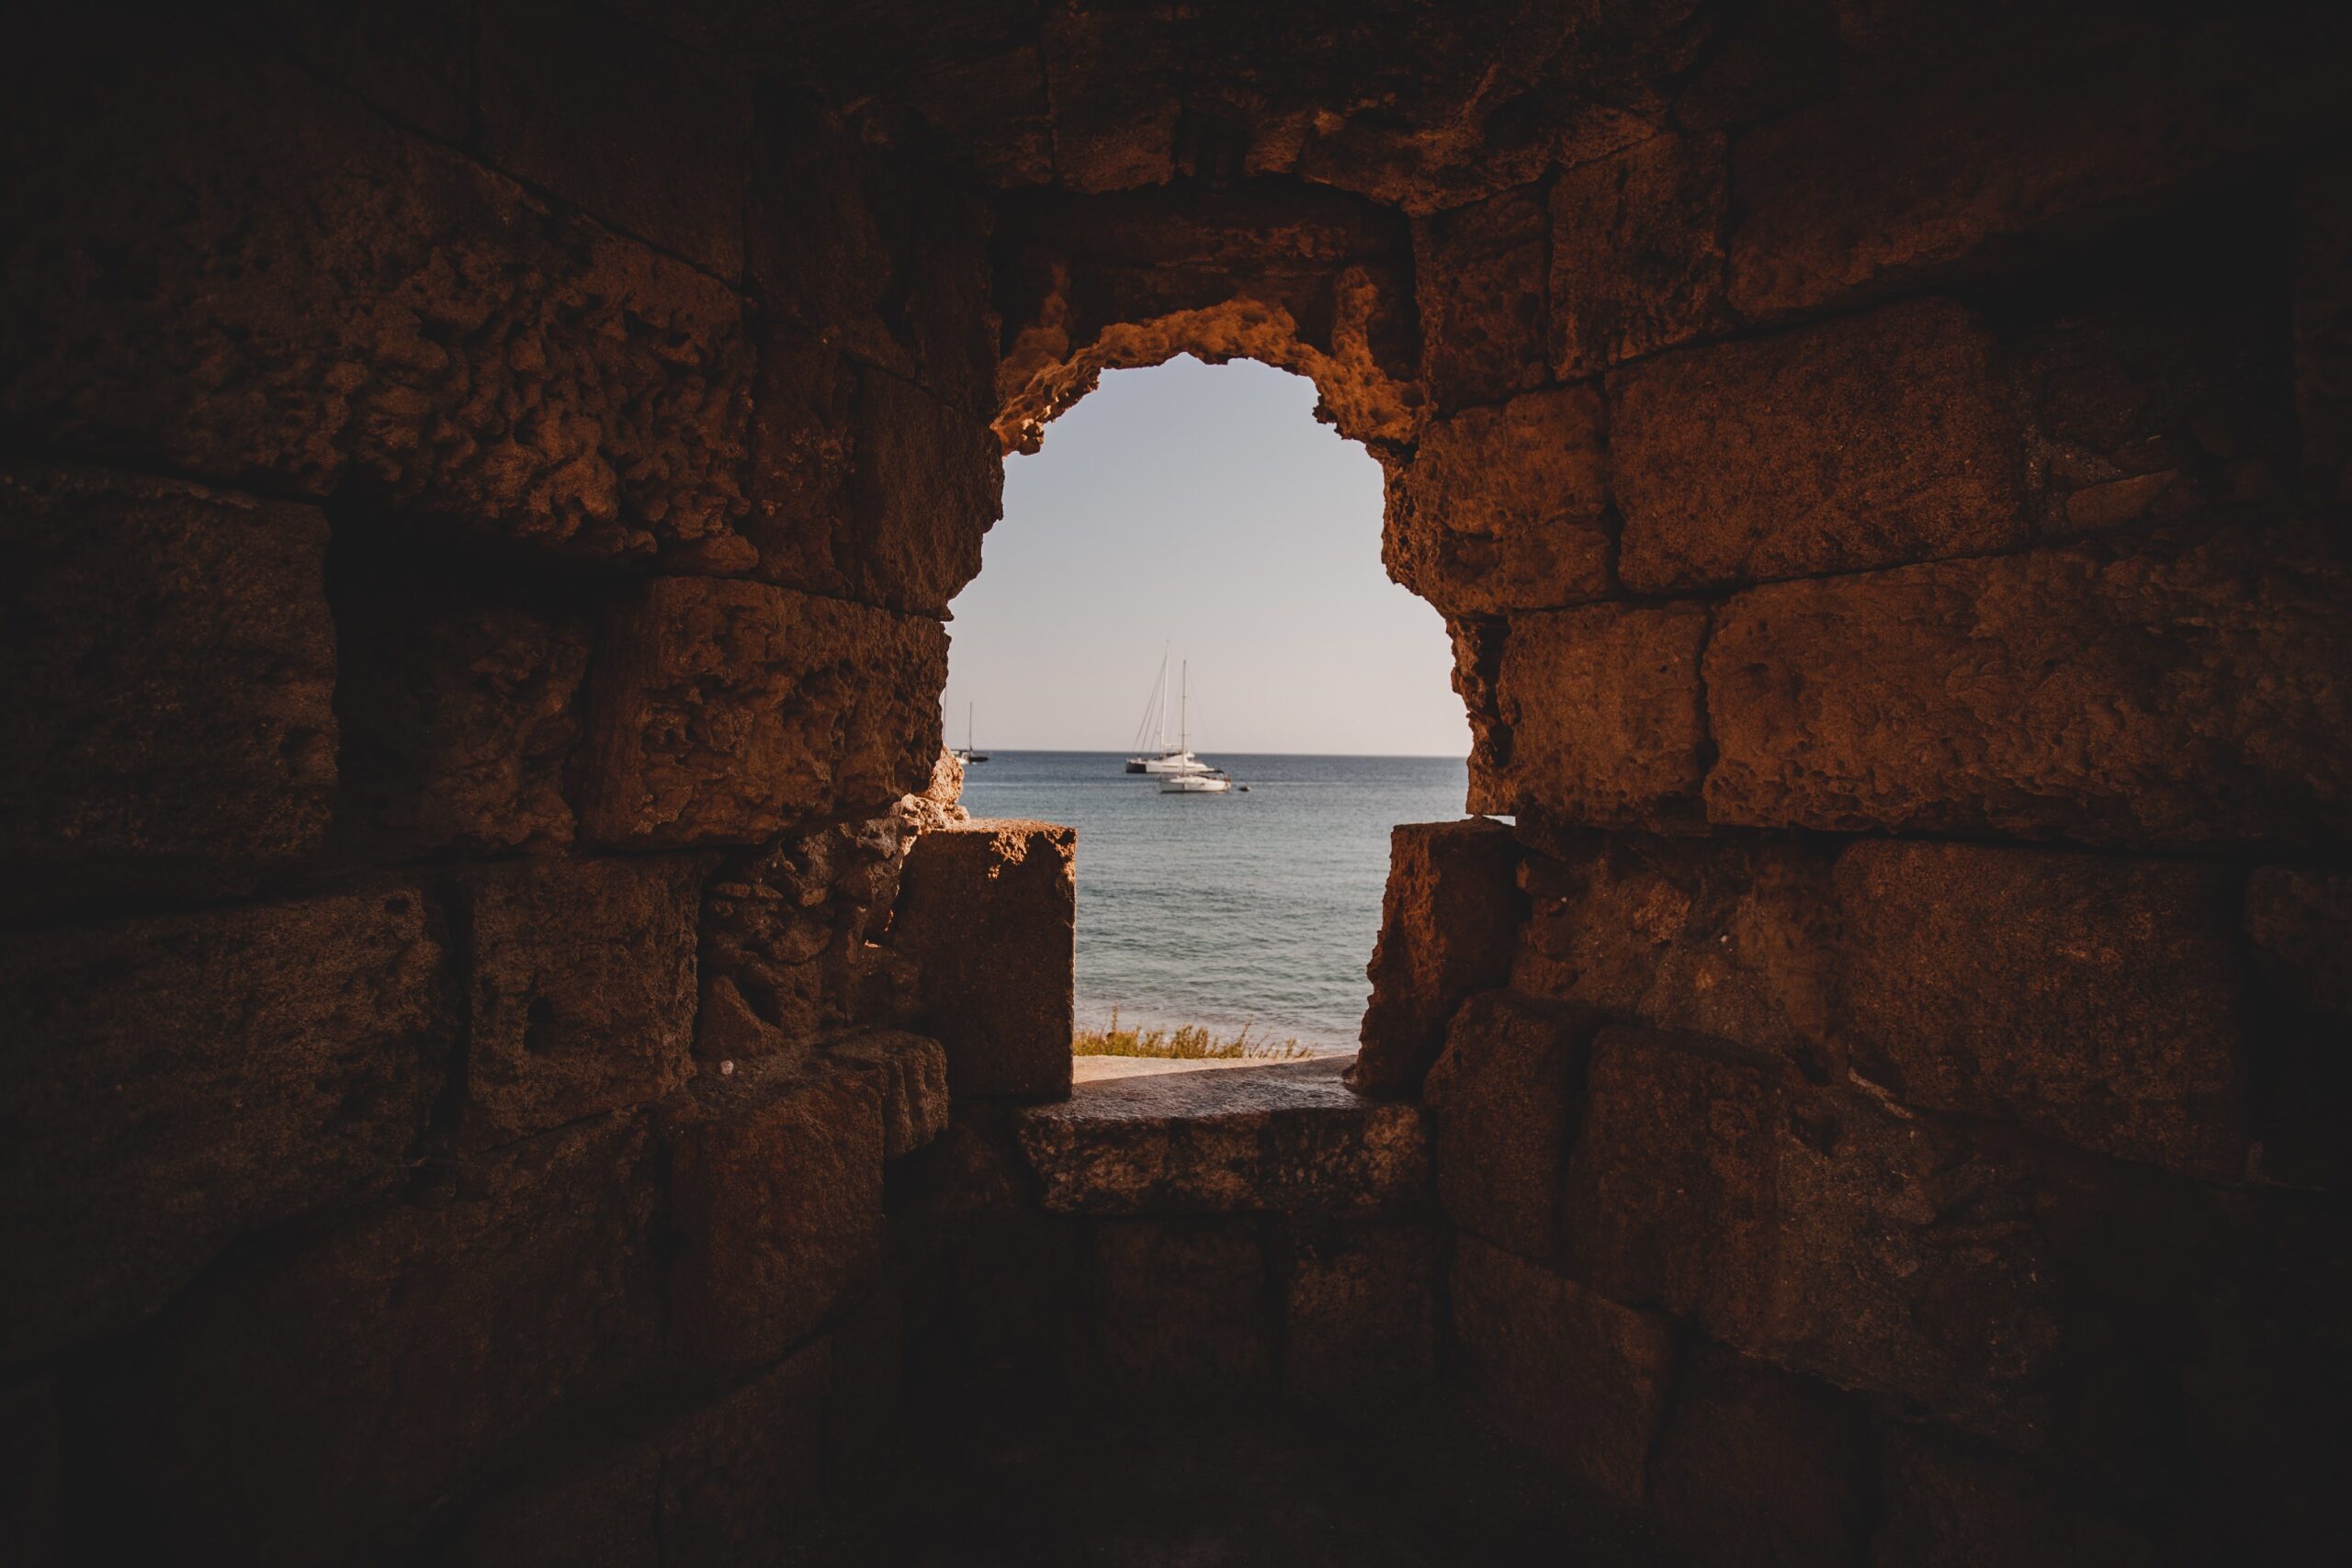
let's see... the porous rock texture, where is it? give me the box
[6,1,2352,1562]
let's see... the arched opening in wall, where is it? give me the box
[940,355,1469,1064]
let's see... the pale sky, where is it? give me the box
[940,356,1470,757]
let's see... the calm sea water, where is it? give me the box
[955,751,1472,1053]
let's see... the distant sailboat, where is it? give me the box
[1125,649,1211,775]
[954,702,989,764]
[1157,662,1230,794]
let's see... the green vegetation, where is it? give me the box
[1072,1009,1313,1060]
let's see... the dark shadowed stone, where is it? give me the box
[223,0,475,141]
[1280,1218,1438,1404]
[1086,1217,1272,1401]
[0,1378,60,1568]
[2244,865,2352,1190]
[1014,1059,1428,1215]
[1548,130,1731,378]
[0,17,752,561]
[84,1117,661,1567]
[451,855,707,1150]
[1835,840,2248,1179]
[1611,298,2026,592]
[1450,1236,1676,1508]
[0,890,445,1364]
[1384,387,1612,616]
[1703,524,2352,847]
[892,819,1076,1100]
[1872,1424,2158,1568]
[1414,184,1550,412]
[829,1030,951,1158]
[477,0,752,279]
[1648,1347,1870,1568]
[1473,601,1711,830]
[1421,992,1597,1259]
[578,577,946,847]
[0,465,334,907]
[2296,154,2352,506]
[667,1059,886,1371]
[1352,818,1525,1097]
[1513,830,1841,1078]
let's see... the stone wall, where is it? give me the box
[5,1,2350,1563]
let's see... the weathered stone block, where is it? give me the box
[2244,866,2352,1189]
[1280,1219,1437,1404]
[829,1030,952,1158]
[1016,1058,1427,1215]
[1611,298,2026,592]
[1413,184,1549,412]
[0,20,752,562]
[1513,830,1840,1077]
[1725,12,2352,319]
[1383,387,1611,615]
[1040,0,1184,193]
[1352,818,1524,1096]
[477,0,752,279]
[1835,840,2248,1178]
[1702,525,2352,846]
[0,891,444,1364]
[1871,1424,2158,1568]
[1474,602,1711,830]
[452,855,707,1149]
[85,1117,660,1566]
[1086,1217,1272,1401]
[668,1061,886,1371]
[0,465,334,904]
[1648,1348,1869,1568]
[1421,991,1593,1258]
[892,819,1076,1100]
[1548,130,1731,378]
[2296,155,2352,506]
[840,368,999,615]
[578,577,946,846]
[1449,1237,1676,1507]
[332,569,589,858]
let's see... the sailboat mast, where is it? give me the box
[1179,660,1189,752]
[1158,648,1170,753]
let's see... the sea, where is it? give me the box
[955,751,1474,1055]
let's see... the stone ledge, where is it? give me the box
[1012,1058,1428,1216]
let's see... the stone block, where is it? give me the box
[829,1030,952,1158]
[1702,524,2352,847]
[1548,130,1731,378]
[1352,818,1525,1096]
[1279,1219,1437,1404]
[332,565,589,858]
[1871,1425,2157,1568]
[0,890,445,1364]
[1563,1027,1781,1337]
[0,17,752,560]
[1040,0,1184,193]
[477,0,752,278]
[1413,184,1549,412]
[84,1117,661,1566]
[1474,601,1711,830]
[1086,1217,1272,1402]
[1648,1348,1870,1568]
[1449,1237,1676,1508]
[1835,840,2248,1178]
[892,819,1076,1100]
[2244,866,2352,1189]
[840,368,999,615]
[1513,830,1840,1078]
[451,855,707,1149]
[1724,11,2352,319]
[668,1061,887,1371]
[2295,154,2352,506]
[578,577,946,847]
[1015,1059,1428,1216]
[1421,992,1593,1258]
[1383,387,1612,615]
[0,465,334,905]
[1611,298,2026,592]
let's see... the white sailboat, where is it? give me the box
[1125,649,1210,774]
[953,702,989,763]
[1157,661,1230,794]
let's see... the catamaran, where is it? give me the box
[953,702,989,764]
[1154,660,1230,793]
[1125,649,1211,774]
